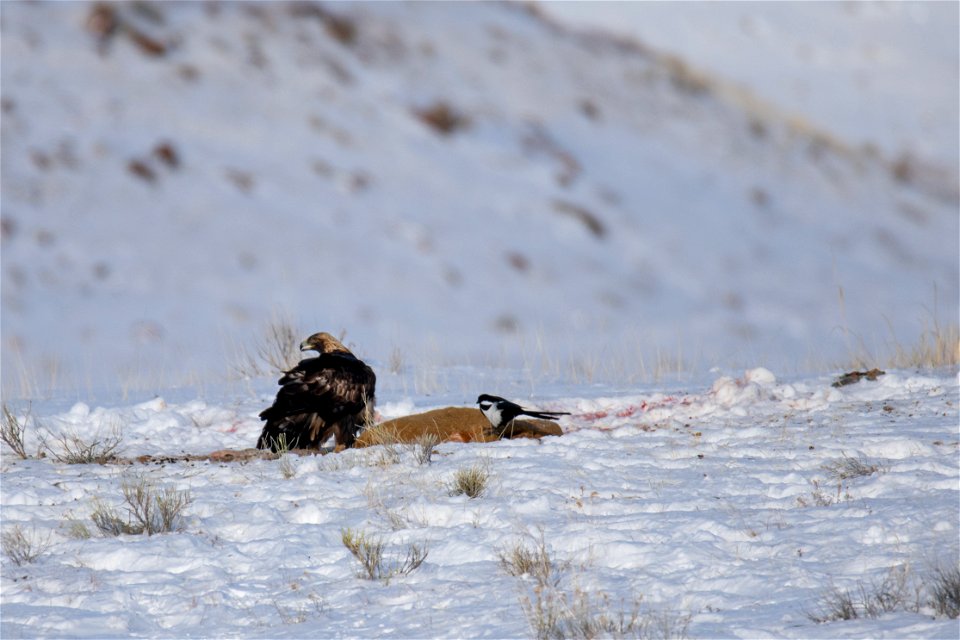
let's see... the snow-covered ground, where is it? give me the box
[2,1,957,395]
[2,5,958,637]
[2,368,958,638]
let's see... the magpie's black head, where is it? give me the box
[477,394,502,405]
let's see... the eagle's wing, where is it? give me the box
[260,354,376,423]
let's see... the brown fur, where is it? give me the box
[356,407,562,447]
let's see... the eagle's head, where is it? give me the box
[300,332,351,355]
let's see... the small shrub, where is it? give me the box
[822,453,881,481]
[809,565,921,623]
[498,533,558,585]
[123,476,191,534]
[502,533,690,639]
[274,593,325,625]
[233,317,301,378]
[411,433,439,466]
[522,586,690,640]
[364,486,409,531]
[278,454,297,479]
[449,463,490,499]
[91,476,192,536]
[810,585,859,622]
[39,423,124,464]
[341,527,385,579]
[65,519,93,540]
[1,403,29,459]
[269,434,297,478]
[859,565,920,617]
[1,525,52,566]
[796,478,852,508]
[341,527,427,583]
[91,499,143,536]
[274,600,307,625]
[889,320,959,369]
[929,562,960,619]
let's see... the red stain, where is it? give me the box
[579,411,609,421]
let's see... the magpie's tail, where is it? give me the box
[522,409,570,421]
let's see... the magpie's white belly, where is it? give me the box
[482,406,503,428]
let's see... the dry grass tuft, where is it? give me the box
[523,587,689,640]
[39,423,124,464]
[2,525,52,566]
[838,288,959,371]
[808,565,922,623]
[232,316,302,378]
[498,531,558,583]
[929,562,960,619]
[821,453,882,481]
[278,453,297,479]
[887,320,959,369]
[501,532,689,639]
[411,432,440,466]
[340,527,428,583]
[449,462,490,499]
[91,475,192,536]
[1,403,30,459]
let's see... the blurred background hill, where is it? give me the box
[2,1,957,396]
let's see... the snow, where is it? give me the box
[1,3,958,637]
[2,368,958,638]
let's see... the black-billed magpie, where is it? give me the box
[476,394,569,433]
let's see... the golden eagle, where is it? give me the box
[257,332,376,452]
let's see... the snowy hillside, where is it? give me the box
[540,1,960,173]
[1,1,957,395]
[1,369,958,637]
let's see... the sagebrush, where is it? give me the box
[39,423,124,464]
[809,565,922,622]
[1,525,51,566]
[500,533,689,639]
[341,527,428,583]
[1,403,29,459]
[91,475,192,536]
[929,562,960,619]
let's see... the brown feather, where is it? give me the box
[257,333,376,452]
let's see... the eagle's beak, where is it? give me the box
[299,340,310,351]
